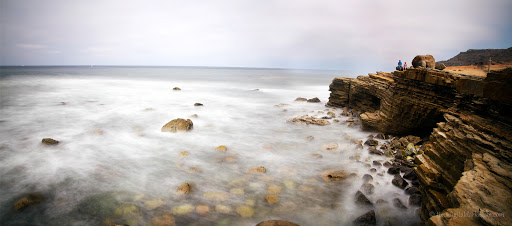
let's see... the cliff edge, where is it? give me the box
[328,68,512,225]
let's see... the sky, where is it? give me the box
[1,0,511,74]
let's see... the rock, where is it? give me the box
[295,97,307,101]
[215,145,227,152]
[405,186,420,195]
[399,166,412,174]
[267,184,282,194]
[306,136,314,141]
[256,220,300,226]
[307,97,321,103]
[368,148,383,155]
[14,193,44,211]
[383,161,392,168]
[287,115,330,126]
[172,87,181,91]
[172,203,194,215]
[375,133,388,139]
[311,153,323,159]
[41,138,59,145]
[321,142,339,151]
[355,190,374,207]
[196,204,210,216]
[346,117,355,122]
[230,188,245,195]
[364,139,378,146]
[320,169,349,182]
[392,175,408,189]
[235,205,254,218]
[405,143,417,156]
[151,214,176,226]
[361,183,375,195]
[353,210,376,226]
[249,166,267,173]
[372,161,382,167]
[402,170,417,180]
[376,199,388,206]
[392,198,407,209]
[412,55,435,68]
[321,116,332,119]
[145,199,165,210]
[435,63,446,70]
[179,151,189,157]
[264,194,280,205]
[387,167,400,174]
[177,183,191,194]
[327,111,336,117]
[409,193,422,206]
[203,192,229,201]
[215,204,232,214]
[161,118,193,132]
[190,114,198,118]
[194,103,203,106]
[362,174,373,183]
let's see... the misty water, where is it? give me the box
[0,67,420,225]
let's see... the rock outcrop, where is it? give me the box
[328,68,512,225]
[412,55,436,69]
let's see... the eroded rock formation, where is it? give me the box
[328,68,512,225]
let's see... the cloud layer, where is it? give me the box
[1,0,511,74]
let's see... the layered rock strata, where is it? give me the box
[328,68,512,225]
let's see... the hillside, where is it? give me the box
[438,47,512,66]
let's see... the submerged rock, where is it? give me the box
[391,175,408,189]
[161,118,193,132]
[172,87,181,91]
[307,97,321,103]
[321,142,339,151]
[215,145,227,152]
[14,193,44,211]
[362,174,373,183]
[150,214,176,226]
[42,138,59,145]
[171,203,194,215]
[215,204,232,214]
[287,115,330,126]
[249,166,267,173]
[409,193,422,206]
[305,136,314,141]
[264,194,280,205]
[311,153,323,159]
[236,205,255,218]
[177,183,191,194]
[196,204,210,216]
[361,183,375,195]
[392,198,407,209]
[364,138,378,146]
[203,192,229,201]
[320,169,349,182]
[295,97,307,101]
[256,220,300,226]
[194,103,203,106]
[353,210,376,226]
[355,190,374,207]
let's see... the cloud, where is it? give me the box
[1,0,511,73]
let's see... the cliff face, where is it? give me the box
[328,68,512,225]
[438,47,512,66]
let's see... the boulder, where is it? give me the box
[368,148,383,155]
[435,63,447,70]
[249,166,267,173]
[409,193,422,206]
[194,103,203,106]
[361,183,375,195]
[364,139,378,146]
[256,220,300,226]
[42,138,59,145]
[307,97,321,103]
[405,186,420,195]
[177,183,191,194]
[287,115,330,126]
[353,210,376,226]
[372,161,382,167]
[387,167,400,174]
[320,169,349,182]
[391,175,408,189]
[172,87,181,91]
[355,190,374,207]
[161,118,193,132]
[403,170,417,180]
[14,193,44,211]
[393,198,407,209]
[362,174,373,183]
[383,161,392,168]
[295,97,307,101]
[412,55,435,68]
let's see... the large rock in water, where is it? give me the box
[287,115,330,126]
[42,138,59,145]
[14,193,44,211]
[256,220,300,226]
[320,169,349,182]
[161,118,193,132]
[412,55,435,68]
[353,210,376,226]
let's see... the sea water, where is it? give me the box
[0,66,420,225]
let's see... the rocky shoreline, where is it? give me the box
[327,67,512,225]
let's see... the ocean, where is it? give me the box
[0,66,420,225]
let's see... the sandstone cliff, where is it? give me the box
[328,68,512,225]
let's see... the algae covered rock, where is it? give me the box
[161,118,193,132]
[14,193,44,211]
[42,138,59,145]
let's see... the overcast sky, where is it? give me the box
[1,0,511,74]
